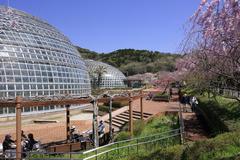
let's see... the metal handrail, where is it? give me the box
[178,103,185,144]
[25,128,181,160]
[83,128,180,154]
[83,132,180,160]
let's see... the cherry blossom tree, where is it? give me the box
[180,0,240,97]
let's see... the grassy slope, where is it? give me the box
[129,131,240,160]
[115,115,179,141]
[198,95,240,135]
[114,115,180,160]
[126,95,240,160]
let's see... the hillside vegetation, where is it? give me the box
[124,95,240,160]
[76,46,180,76]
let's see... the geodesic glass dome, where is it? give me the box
[0,6,91,115]
[85,60,126,88]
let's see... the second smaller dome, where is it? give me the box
[85,60,126,89]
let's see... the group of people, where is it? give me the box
[2,131,38,153]
[70,120,106,142]
[179,92,198,112]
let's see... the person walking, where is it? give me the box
[181,94,187,112]
[190,96,198,112]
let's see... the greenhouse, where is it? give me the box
[85,60,126,89]
[0,6,91,116]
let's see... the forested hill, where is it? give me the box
[76,46,181,76]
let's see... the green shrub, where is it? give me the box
[103,101,128,109]
[127,145,184,160]
[154,92,169,97]
[153,145,184,160]
[133,120,145,136]
[183,132,240,160]
[112,102,123,108]
[152,93,170,102]
[197,99,228,136]
[114,131,131,141]
[197,96,240,135]
[99,105,109,112]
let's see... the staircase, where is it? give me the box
[104,110,153,132]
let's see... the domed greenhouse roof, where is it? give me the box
[85,60,126,89]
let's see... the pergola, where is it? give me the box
[0,90,144,160]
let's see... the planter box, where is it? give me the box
[152,96,170,102]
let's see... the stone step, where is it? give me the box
[132,110,153,116]
[111,121,123,128]
[114,116,129,123]
[125,111,150,118]
[112,119,126,125]
[117,114,139,120]
[105,120,123,127]
[116,114,129,120]
[121,112,141,119]
[105,119,126,125]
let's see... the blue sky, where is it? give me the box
[0,0,200,53]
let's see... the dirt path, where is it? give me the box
[182,106,208,141]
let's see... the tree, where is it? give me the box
[180,0,240,98]
[94,66,107,88]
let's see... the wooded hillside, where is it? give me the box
[76,46,180,76]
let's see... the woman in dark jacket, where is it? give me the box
[2,134,15,152]
[27,133,38,151]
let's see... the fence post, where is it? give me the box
[137,139,139,154]
[140,90,143,120]
[109,96,113,141]
[128,92,133,136]
[117,143,120,157]
[66,104,71,142]
[92,98,99,148]
[95,149,98,160]
[16,96,22,160]
[179,103,185,144]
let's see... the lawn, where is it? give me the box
[197,95,240,135]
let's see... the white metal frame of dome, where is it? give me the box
[0,6,91,116]
[85,60,127,89]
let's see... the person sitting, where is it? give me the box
[146,92,153,100]
[21,130,27,140]
[70,125,76,135]
[2,134,15,152]
[27,133,37,151]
